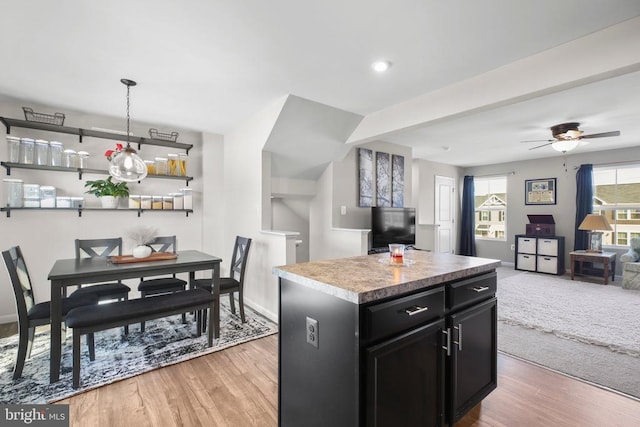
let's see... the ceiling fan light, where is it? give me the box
[551,140,579,153]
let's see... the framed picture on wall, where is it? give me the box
[525,178,556,205]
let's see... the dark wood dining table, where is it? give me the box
[47,249,222,383]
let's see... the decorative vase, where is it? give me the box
[100,196,119,209]
[132,245,152,258]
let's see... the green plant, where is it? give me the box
[84,176,130,198]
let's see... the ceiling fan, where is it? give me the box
[521,122,621,153]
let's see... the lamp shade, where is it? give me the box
[551,140,579,153]
[578,214,612,231]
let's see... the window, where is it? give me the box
[474,176,507,241]
[593,165,640,247]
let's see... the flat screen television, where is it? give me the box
[371,207,416,250]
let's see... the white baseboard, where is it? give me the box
[244,297,278,323]
[501,261,515,268]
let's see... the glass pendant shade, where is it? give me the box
[109,145,147,182]
[551,140,579,153]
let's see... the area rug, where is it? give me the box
[497,272,640,357]
[0,299,277,404]
[496,270,640,399]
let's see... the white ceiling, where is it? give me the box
[1,1,640,170]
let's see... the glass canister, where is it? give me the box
[180,187,193,210]
[140,195,152,209]
[49,141,64,166]
[77,151,90,168]
[155,157,168,175]
[152,195,163,210]
[6,136,20,163]
[63,149,78,168]
[128,195,141,209]
[144,160,156,175]
[178,153,188,176]
[162,195,173,210]
[167,154,179,176]
[40,186,56,208]
[3,179,23,207]
[19,138,35,164]
[70,197,84,208]
[171,192,184,210]
[56,197,71,208]
[35,139,49,166]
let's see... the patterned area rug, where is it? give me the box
[0,299,277,404]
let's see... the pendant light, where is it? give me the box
[108,79,148,182]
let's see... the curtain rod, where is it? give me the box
[574,159,640,170]
[473,171,516,178]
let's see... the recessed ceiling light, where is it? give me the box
[372,60,391,73]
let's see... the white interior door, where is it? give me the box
[435,176,455,253]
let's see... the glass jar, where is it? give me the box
[19,138,35,164]
[167,154,179,176]
[40,186,57,208]
[77,151,90,168]
[63,149,78,168]
[56,197,71,208]
[178,153,188,176]
[128,195,141,209]
[23,184,41,199]
[6,136,20,163]
[181,187,193,210]
[144,160,156,175]
[70,197,84,208]
[3,178,23,207]
[171,192,184,210]
[152,195,163,210]
[140,195,152,210]
[49,141,64,166]
[162,195,173,210]
[35,140,49,166]
[155,157,168,175]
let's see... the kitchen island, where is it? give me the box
[273,250,501,427]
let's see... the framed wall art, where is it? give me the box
[358,148,373,207]
[525,178,556,205]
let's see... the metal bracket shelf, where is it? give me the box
[1,162,194,185]
[0,206,194,218]
[0,117,193,153]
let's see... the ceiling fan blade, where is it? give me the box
[581,131,621,139]
[520,139,554,143]
[528,142,553,150]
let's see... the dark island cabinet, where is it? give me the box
[447,297,497,425]
[366,319,446,427]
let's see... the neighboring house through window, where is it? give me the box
[593,164,640,246]
[474,176,507,241]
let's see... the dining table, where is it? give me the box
[47,249,222,383]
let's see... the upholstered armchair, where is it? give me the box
[621,237,640,289]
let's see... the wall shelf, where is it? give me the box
[0,117,193,153]
[0,206,194,218]
[1,162,194,185]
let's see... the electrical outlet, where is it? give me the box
[306,317,319,348]
[510,244,515,251]
[340,205,347,215]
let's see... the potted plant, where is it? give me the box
[84,176,130,208]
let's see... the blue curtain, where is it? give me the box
[460,175,477,256]
[574,164,593,250]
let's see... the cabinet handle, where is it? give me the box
[404,305,429,316]
[453,324,463,351]
[472,286,489,293]
[442,328,451,356]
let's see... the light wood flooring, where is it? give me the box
[54,334,640,427]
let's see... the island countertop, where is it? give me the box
[273,250,501,304]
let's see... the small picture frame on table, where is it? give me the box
[525,178,556,205]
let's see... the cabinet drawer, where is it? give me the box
[537,238,558,256]
[517,237,536,254]
[517,254,536,271]
[364,286,445,342]
[537,255,558,274]
[447,271,496,311]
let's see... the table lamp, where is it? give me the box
[578,214,612,252]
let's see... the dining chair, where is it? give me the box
[137,235,187,331]
[2,245,97,379]
[195,236,252,323]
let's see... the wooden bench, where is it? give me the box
[65,288,216,388]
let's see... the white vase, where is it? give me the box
[100,196,119,209]
[133,245,152,258]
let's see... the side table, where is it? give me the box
[569,250,617,285]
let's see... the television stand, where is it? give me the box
[368,247,390,254]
